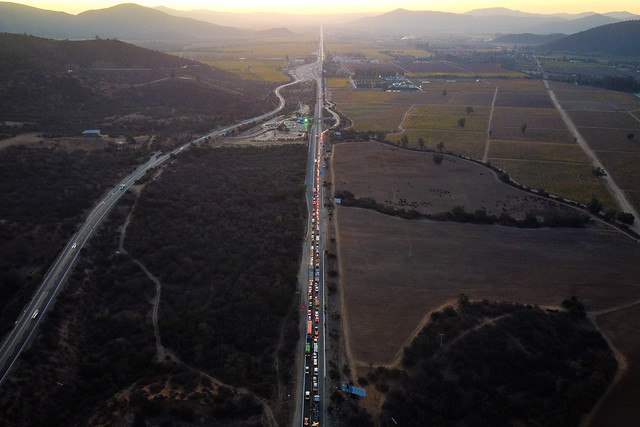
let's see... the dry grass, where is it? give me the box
[488,158,615,208]
[332,141,572,217]
[206,59,288,82]
[596,151,640,191]
[336,206,640,365]
[488,141,589,163]
[326,77,352,88]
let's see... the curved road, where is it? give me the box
[0,64,309,387]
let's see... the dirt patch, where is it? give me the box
[332,141,576,219]
[335,206,640,366]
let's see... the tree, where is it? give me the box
[627,133,634,140]
[465,106,473,115]
[400,134,409,148]
[587,196,603,214]
[418,137,425,150]
[442,90,447,96]
[592,167,607,177]
[458,118,466,128]
[437,141,445,152]
[617,212,635,225]
[521,123,528,134]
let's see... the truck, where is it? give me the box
[305,342,311,355]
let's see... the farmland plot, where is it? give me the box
[336,207,640,365]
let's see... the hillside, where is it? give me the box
[543,20,640,57]
[491,33,565,45]
[0,33,277,137]
[0,2,261,41]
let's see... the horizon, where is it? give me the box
[12,0,640,16]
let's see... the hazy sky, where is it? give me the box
[17,0,640,15]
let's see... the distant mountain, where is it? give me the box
[542,20,640,57]
[344,7,638,36]
[527,13,622,34]
[491,33,566,45]
[154,6,371,32]
[0,2,277,41]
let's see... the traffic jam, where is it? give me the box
[303,133,324,427]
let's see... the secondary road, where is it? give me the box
[0,63,310,388]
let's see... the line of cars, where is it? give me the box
[303,134,324,427]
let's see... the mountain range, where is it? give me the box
[0,2,638,43]
[343,7,639,35]
[0,2,292,41]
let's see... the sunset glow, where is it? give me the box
[16,0,640,15]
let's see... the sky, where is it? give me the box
[16,0,640,15]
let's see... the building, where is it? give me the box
[82,129,102,138]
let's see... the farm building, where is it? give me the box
[81,129,102,138]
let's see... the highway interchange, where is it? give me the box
[0,32,328,404]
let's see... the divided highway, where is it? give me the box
[299,27,326,427]
[0,65,311,387]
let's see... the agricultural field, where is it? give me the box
[332,141,577,218]
[489,159,614,207]
[402,60,527,78]
[334,206,640,366]
[338,103,413,132]
[550,82,640,212]
[326,77,352,88]
[201,59,288,82]
[331,75,638,210]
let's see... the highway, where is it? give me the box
[299,27,326,427]
[0,63,312,387]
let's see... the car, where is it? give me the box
[305,391,310,400]
[303,417,309,426]
[305,366,309,375]
[313,381,318,392]
[314,367,318,375]
[313,357,318,366]
[31,309,39,319]
[71,242,77,249]
[314,316,319,323]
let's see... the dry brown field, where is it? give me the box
[494,92,554,108]
[488,141,588,162]
[335,207,640,366]
[568,111,640,129]
[340,103,413,131]
[596,151,640,190]
[400,61,462,73]
[490,127,576,143]
[344,63,406,75]
[579,128,640,152]
[391,129,487,158]
[333,141,581,218]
